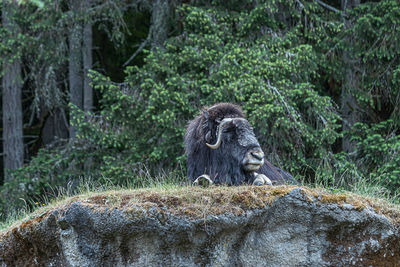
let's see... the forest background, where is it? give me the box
[0,0,399,221]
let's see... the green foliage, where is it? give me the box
[0,140,88,220]
[0,0,68,112]
[342,1,400,120]
[0,0,150,219]
[350,120,400,189]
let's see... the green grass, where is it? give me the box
[311,164,400,206]
[0,168,187,232]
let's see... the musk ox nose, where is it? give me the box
[242,148,265,172]
[251,150,264,161]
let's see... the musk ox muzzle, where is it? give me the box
[242,148,265,172]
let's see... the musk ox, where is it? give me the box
[184,103,294,186]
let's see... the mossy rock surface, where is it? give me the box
[1,186,400,266]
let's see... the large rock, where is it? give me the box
[1,186,399,266]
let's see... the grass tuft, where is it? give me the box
[0,168,187,232]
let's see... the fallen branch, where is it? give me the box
[123,37,150,67]
[295,0,305,12]
[315,0,342,14]
[265,80,302,124]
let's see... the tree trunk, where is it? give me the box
[83,0,93,113]
[42,109,69,145]
[83,0,93,173]
[68,0,84,138]
[2,3,24,181]
[150,0,170,49]
[341,0,360,153]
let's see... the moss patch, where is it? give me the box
[79,185,298,219]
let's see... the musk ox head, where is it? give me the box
[184,103,266,185]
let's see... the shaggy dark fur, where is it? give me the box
[184,103,294,185]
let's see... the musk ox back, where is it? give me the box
[184,103,293,185]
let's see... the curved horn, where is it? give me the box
[206,118,233,149]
